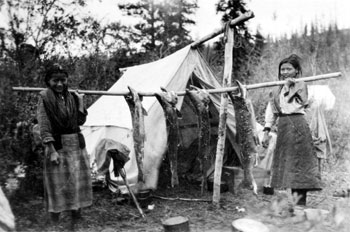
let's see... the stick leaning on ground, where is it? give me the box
[118,168,145,218]
[12,72,342,96]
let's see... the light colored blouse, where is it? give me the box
[264,81,308,129]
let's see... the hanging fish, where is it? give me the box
[228,80,259,194]
[155,87,182,188]
[186,86,211,195]
[124,86,147,183]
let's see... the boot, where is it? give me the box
[70,209,82,231]
[71,209,82,221]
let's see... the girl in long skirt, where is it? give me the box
[262,55,322,206]
[37,64,92,227]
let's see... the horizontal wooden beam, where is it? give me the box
[190,11,255,48]
[12,72,342,96]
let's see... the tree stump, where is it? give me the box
[101,227,117,232]
[162,216,189,232]
[231,218,269,232]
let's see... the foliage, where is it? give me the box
[70,50,143,107]
[0,0,88,61]
[119,0,198,59]
[0,0,136,59]
[78,18,135,55]
[324,70,350,165]
[198,0,265,84]
[0,0,86,191]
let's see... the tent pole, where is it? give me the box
[12,72,342,96]
[190,11,254,48]
[212,24,234,206]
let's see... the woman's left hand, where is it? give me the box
[285,78,296,87]
[73,90,85,109]
[73,90,84,101]
[262,132,270,148]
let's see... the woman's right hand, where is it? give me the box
[262,132,270,148]
[45,143,60,165]
[49,151,60,165]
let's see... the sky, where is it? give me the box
[82,0,350,40]
[1,0,350,40]
[188,0,350,39]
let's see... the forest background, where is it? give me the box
[0,0,349,200]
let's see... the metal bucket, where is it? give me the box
[162,216,190,232]
[136,189,152,208]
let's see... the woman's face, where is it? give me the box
[279,63,299,80]
[48,72,68,93]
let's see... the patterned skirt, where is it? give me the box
[44,133,92,213]
[271,114,322,190]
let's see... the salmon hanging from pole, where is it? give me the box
[228,81,259,194]
[124,86,147,183]
[186,87,211,195]
[155,87,182,188]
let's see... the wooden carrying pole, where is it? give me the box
[12,72,342,96]
[212,24,234,206]
[190,11,254,48]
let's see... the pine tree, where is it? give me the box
[213,0,265,83]
[119,0,197,59]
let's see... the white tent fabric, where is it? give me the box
[82,45,245,190]
[308,85,335,110]
[307,85,335,160]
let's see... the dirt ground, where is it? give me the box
[10,162,350,232]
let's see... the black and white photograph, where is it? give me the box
[0,0,349,231]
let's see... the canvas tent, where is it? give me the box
[82,45,261,190]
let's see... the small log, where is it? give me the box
[162,216,190,232]
[304,208,329,222]
[101,228,117,232]
[231,218,269,232]
[152,195,211,202]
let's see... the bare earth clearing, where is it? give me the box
[11,162,350,232]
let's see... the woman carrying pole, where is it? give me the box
[262,54,322,206]
[36,64,92,229]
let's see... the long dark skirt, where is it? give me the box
[44,134,92,213]
[271,114,322,190]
